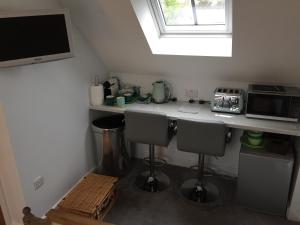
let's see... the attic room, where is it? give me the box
[1,0,300,225]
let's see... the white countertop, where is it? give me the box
[90,102,300,137]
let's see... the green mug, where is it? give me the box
[124,93,133,103]
[117,96,125,107]
[105,95,115,106]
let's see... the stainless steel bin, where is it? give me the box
[92,115,130,176]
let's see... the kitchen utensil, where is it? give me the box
[138,94,152,104]
[247,131,263,138]
[103,77,120,99]
[90,84,104,106]
[246,131,264,146]
[247,135,263,146]
[105,95,115,106]
[152,80,170,104]
[211,88,244,114]
[117,96,125,107]
[246,84,300,122]
[240,135,265,149]
[124,93,133,103]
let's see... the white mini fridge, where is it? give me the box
[237,135,294,216]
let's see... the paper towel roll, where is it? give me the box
[90,85,104,106]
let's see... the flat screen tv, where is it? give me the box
[0,9,74,68]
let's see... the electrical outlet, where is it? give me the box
[184,89,199,100]
[33,176,44,190]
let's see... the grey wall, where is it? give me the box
[0,0,107,217]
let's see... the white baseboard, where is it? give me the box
[287,207,300,222]
[42,167,96,218]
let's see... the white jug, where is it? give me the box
[152,80,170,103]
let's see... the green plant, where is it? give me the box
[196,0,224,7]
[160,0,181,24]
[164,0,181,7]
[160,0,225,24]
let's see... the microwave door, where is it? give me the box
[247,94,291,119]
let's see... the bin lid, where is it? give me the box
[92,114,124,129]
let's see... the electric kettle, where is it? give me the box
[152,80,170,103]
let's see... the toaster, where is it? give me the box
[211,88,244,114]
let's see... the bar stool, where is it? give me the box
[177,119,227,204]
[125,110,174,192]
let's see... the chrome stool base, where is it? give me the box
[135,171,170,192]
[179,178,220,206]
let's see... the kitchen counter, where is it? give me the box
[90,102,300,136]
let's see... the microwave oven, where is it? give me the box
[246,84,300,122]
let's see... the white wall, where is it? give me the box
[60,0,300,86]
[113,72,250,101]
[0,0,107,217]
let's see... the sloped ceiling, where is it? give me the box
[59,0,300,84]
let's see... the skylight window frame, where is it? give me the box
[149,0,232,35]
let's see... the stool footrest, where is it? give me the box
[143,157,167,167]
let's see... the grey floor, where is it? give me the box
[105,160,300,225]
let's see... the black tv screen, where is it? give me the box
[0,10,73,67]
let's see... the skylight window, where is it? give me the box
[150,0,232,34]
[130,0,233,57]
